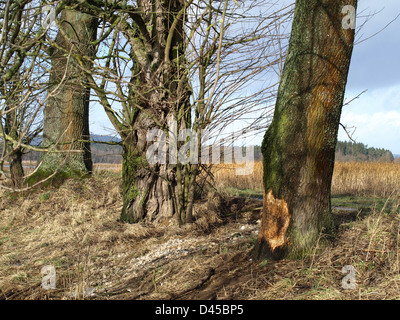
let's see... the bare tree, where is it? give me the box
[73,0,291,224]
[0,0,48,188]
[0,0,88,189]
[1,0,292,225]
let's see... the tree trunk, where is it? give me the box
[254,0,357,260]
[120,120,175,224]
[117,0,193,224]
[40,9,97,177]
[9,148,24,188]
[4,98,25,188]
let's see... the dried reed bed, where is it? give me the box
[332,162,400,197]
[93,163,122,172]
[12,160,400,198]
[211,162,263,192]
[212,161,400,197]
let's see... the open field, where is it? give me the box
[332,162,400,197]
[1,162,400,300]
[213,161,400,198]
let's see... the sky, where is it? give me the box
[89,0,400,154]
[338,0,400,154]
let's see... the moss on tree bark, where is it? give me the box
[39,9,97,179]
[254,0,357,260]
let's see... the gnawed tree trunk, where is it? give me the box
[40,9,97,177]
[254,0,357,260]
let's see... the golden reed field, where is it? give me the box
[211,161,400,197]
[27,160,400,197]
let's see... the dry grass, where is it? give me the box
[93,163,122,172]
[212,161,400,198]
[211,162,263,192]
[332,162,400,197]
[0,171,125,299]
[0,171,256,299]
[1,162,400,300]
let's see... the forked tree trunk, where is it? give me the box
[40,10,97,177]
[254,0,357,260]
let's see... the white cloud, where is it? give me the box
[339,84,400,153]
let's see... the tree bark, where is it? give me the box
[120,120,175,224]
[254,0,357,260]
[3,97,25,188]
[118,0,192,224]
[9,148,24,188]
[40,9,97,177]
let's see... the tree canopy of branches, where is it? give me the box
[70,0,292,224]
[1,0,293,222]
[0,0,53,188]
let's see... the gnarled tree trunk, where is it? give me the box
[118,0,192,224]
[254,0,357,260]
[120,112,176,224]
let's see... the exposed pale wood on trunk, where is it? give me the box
[255,0,357,259]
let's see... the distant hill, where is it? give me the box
[22,134,122,164]
[91,134,121,143]
[90,135,122,164]
[19,136,395,164]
